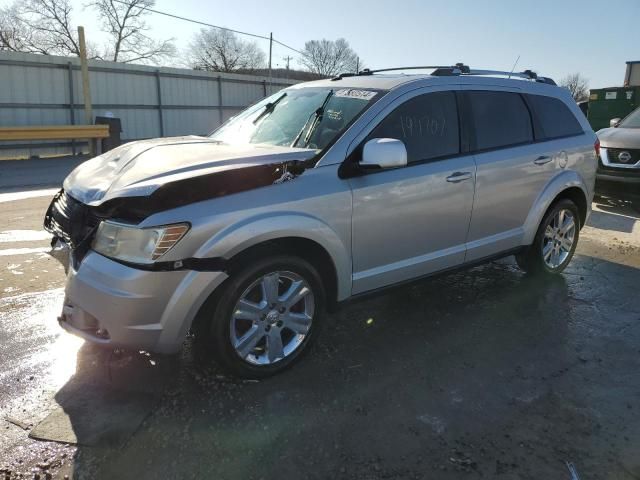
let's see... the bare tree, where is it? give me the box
[91,0,175,63]
[0,0,174,64]
[0,0,79,55]
[300,38,359,77]
[0,5,33,52]
[560,73,589,102]
[188,28,265,72]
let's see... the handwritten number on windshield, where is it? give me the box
[399,115,447,138]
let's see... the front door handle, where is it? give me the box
[534,155,553,165]
[446,172,473,183]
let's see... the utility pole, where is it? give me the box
[78,26,92,125]
[268,32,273,95]
[77,26,95,155]
[356,56,359,74]
[283,55,292,80]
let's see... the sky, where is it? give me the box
[39,0,640,89]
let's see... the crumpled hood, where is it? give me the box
[597,127,640,149]
[64,136,317,205]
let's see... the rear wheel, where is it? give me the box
[194,255,325,378]
[516,199,580,275]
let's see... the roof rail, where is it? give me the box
[362,64,470,74]
[435,67,557,85]
[331,63,556,85]
[331,64,469,81]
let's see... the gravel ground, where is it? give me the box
[0,188,639,480]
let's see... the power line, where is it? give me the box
[272,38,304,56]
[110,0,304,56]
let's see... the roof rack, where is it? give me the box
[331,65,465,81]
[331,63,556,85]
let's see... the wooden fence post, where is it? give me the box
[77,26,94,155]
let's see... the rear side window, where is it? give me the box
[368,91,459,163]
[466,91,533,151]
[527,94,584,139]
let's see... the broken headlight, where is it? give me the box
[92,221,189,264]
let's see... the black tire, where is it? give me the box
[516,199,580,275]
[193,254,325,378]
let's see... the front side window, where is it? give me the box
[210,87,382,151]
[466,91,533,151]
[527,94,583,139]
[366,91,460,163]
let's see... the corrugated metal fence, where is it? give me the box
[0,51,299,158]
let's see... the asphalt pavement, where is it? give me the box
[0,156,87,191]
[0,170,639,479]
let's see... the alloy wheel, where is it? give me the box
[229,271,315,365]
[542,208,576,269]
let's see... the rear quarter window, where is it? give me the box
[527,94,584,139]
[466,91,533,151]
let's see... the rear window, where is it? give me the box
[527,94,584,139]
[466,91,533,151]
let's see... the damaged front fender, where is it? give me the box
[192,211,352,300]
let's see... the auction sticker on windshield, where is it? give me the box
[335,89,378,101]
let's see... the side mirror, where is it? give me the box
[360,138,407,169]
[610,118,621,128]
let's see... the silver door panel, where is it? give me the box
[465,142,557,261]
[350,155,475,294]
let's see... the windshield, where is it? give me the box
[620,107,640,128]
[210,87,382,150]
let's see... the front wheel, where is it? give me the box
[194,255,325,378]
[516,199,580,275]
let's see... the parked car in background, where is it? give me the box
[44,65,598,378]
[596,106,640,191]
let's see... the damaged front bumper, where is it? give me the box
[50,237,71,273]
[57,250,228,354]
[44,189,229,353]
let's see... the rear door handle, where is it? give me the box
[534,155,552,165]
[446,172,473,183]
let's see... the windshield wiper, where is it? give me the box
[291,90,334,148]
[252,92,287,125]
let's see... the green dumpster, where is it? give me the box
[587,87,640,131]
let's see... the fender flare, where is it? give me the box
[522,170,590,245]
[195,212,352,301]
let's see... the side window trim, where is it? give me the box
[456,90,473,154]
[520,93,539,141]
[534,131,586,143]
[522,93,546,141]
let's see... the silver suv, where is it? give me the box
[45,65,598,377]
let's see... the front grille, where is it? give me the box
[44,190,100,262]
[605,148,640,165]
[598,159,640,177]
